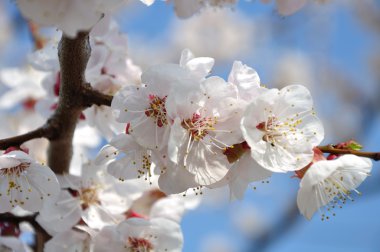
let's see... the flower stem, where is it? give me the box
[317,145,380,161]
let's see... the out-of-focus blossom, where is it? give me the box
[93,217,183,252]
[171,9,255,61]
[231,203,267,237]
[200,234,236,252]
[37,161,147,234]
[0,2,12,53]
[44,229,91,252]
[262,0,330,16]
[172,0,237,19]
[272,52,314,89]
[16,0,140,38]
[0,236,31,252]
[0,67,47,110]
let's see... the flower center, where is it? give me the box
[127,237,154,252]
[256,115,303,147]
[181,113,216,141]
[136,154,153,185]
[0,163,30,177]
[79,186,100,209]
[145,95,167,127]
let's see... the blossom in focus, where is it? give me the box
[241,85,324,172]
[297,154,372,220]
[0,150,60,213]
[111,49,208,151]
[111,64,188,150]
[167,75,241,186]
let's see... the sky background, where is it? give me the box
[2,0,380,251]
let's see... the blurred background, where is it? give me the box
[1,0,380,251]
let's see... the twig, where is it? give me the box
[28,22,46,50]
[82,83,113,107]
[0,125,54,150]
[317,145,380,161]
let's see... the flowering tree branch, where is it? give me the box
[0,30,115,174]
[82,83,113,107]
[0,125,55,150]
[317,145,380,161]
[47,31,91,174]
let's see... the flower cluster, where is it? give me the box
[0,2,374,249]
[95,48,372,222]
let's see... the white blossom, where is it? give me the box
[44,229,91,252]
[111,63,193,150]
[0,150,60,213]
[0,67,47,110]
[37,161,146,234]
[297,154,372,220]
[241,85,324,172]
[167,75,241,186]
[93,217,183,252]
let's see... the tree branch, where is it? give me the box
[317,145,380,161]
[0,29,115,162]
[0,125,54,150]
[47,31,91,175]
[82,83,113,107]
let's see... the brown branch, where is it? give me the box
[317,145,380,161]
[47,31,91,175]
[0,29,115,159]
[82,83,113,107]
[0,125,55,150]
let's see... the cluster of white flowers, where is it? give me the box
[95,47,372,221]
[0,1,373,251]
[0,44,372,251]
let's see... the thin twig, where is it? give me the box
[317,145,380,161]
[82,83,113,107]
[0,125,55,150]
